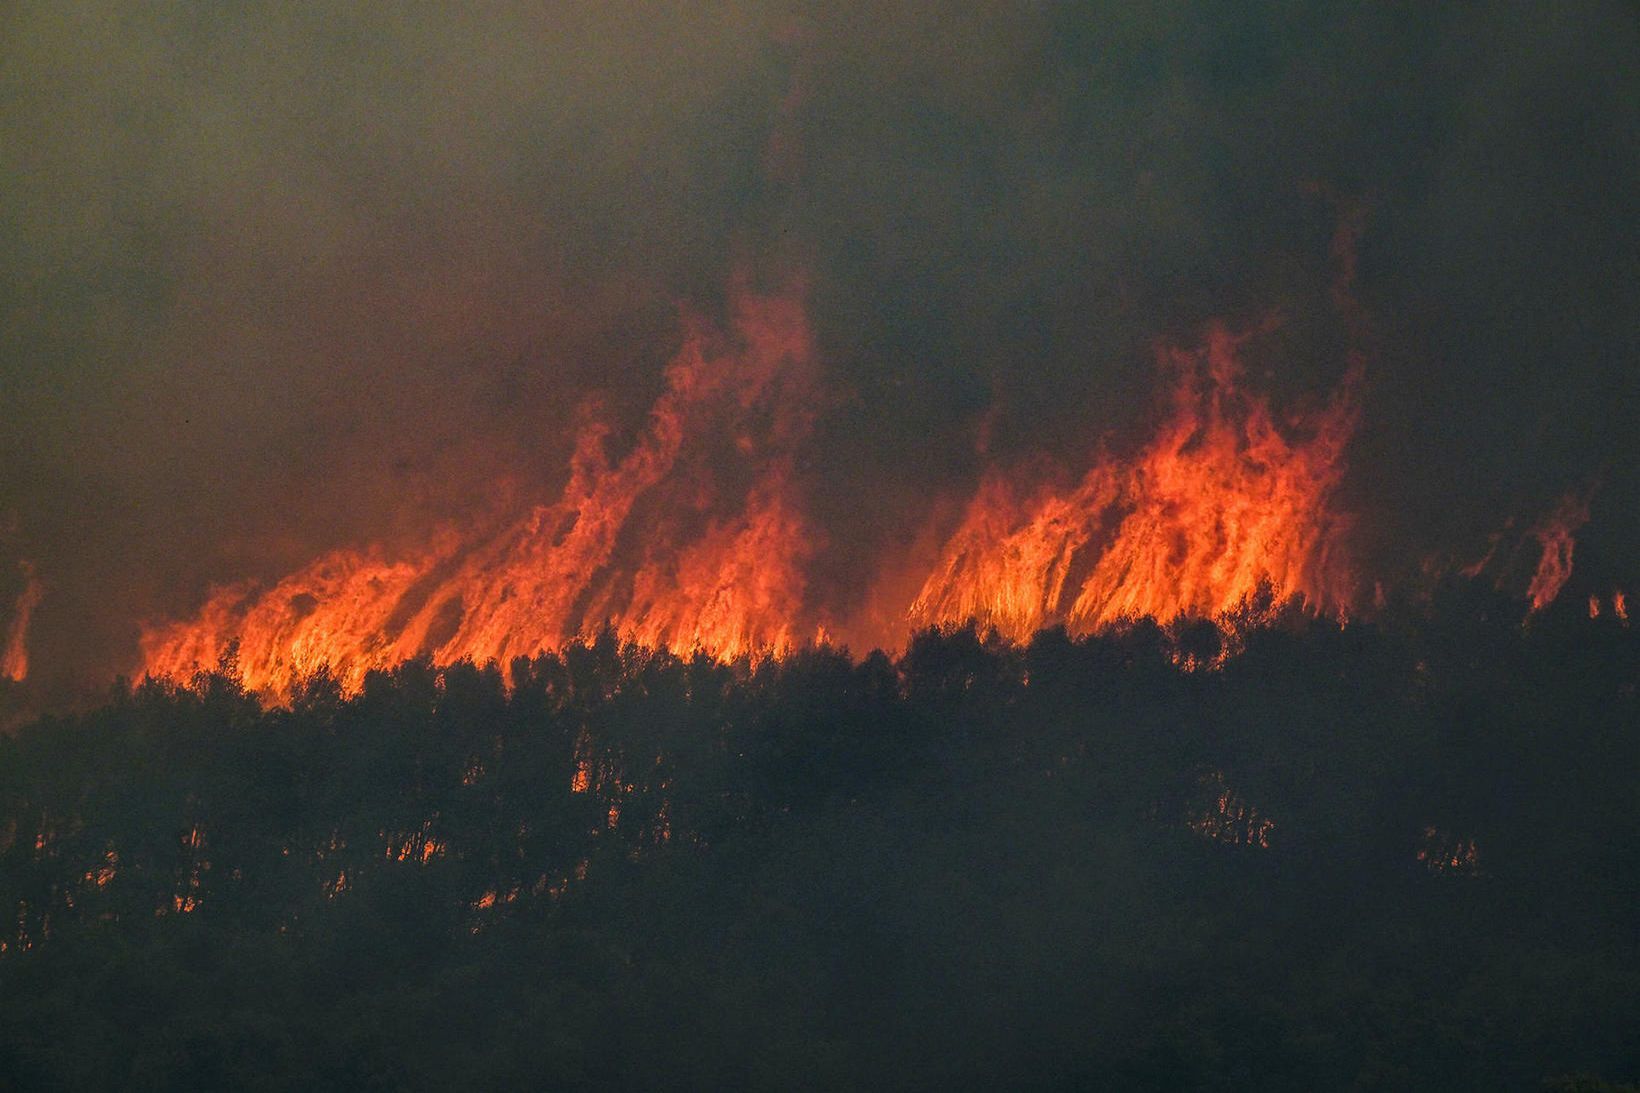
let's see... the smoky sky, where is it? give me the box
[2,2,1638,696]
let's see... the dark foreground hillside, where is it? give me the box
[1,588,1636,1091]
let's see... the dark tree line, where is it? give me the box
[0,586,1636,1091]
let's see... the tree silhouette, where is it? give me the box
[0,597,1636,1089]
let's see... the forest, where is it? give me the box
[0,585,1635,1091]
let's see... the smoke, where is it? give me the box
[2,3,1637,697]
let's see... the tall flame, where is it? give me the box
[1526,491,1591,613]
[140,287,820,696]
[140,309,1372,697]
[910,325,1361,641]
[2,562,42,683]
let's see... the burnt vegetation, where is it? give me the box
[1,586,1636,1091]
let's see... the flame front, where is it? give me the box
[910,325,1361,641]
[140,287,820,696]
[141,304,1367,698]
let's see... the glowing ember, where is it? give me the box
[910,324,1360,641]
[170,824,207,915]
[1418,827,1480,876]
[82,846,119,890]
[1186,769,1275,849]
[385,820,446,864]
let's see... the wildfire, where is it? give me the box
[139,298,1374,697]
[140,286,821,697]
[1526,492,1591,613]
[910,324,1361,641]
[1589,589,1630,623]
[134,279,1616,701]
[2,561,42,683]
[1453,488,1597,615]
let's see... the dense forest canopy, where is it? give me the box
[2,585,1635,1090]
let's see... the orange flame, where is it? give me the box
[140,305,1372,696]
[910,325,1360,642]
[140,286,821,697]
[2,561,42,682]
[1526,492,1591,612]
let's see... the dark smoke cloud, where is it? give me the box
[2,2,1637,698]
